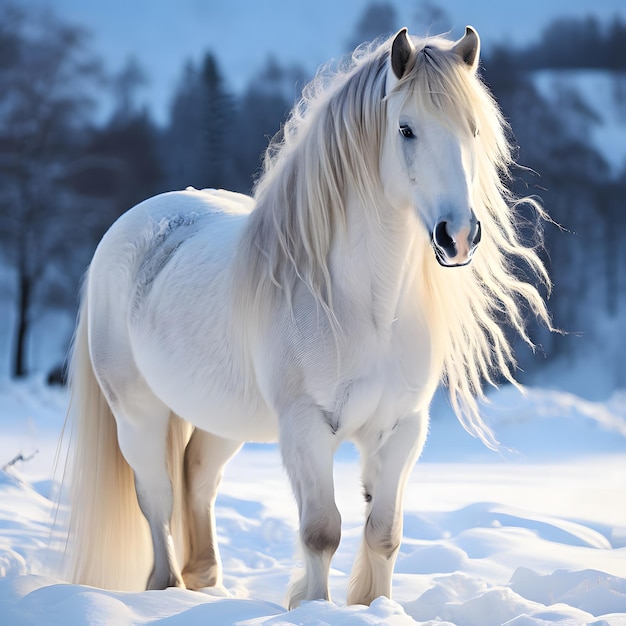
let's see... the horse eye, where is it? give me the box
[399,124,415,139]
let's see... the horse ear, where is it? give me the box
[391,28,415,79]
[452,26,480,72]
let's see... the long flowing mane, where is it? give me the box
[235,32,552,447]
[237,40,390,324]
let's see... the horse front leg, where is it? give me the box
[279,400,341,609]
[347,411,428,605]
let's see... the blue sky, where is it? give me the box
[28,0,626,123]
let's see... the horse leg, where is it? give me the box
[279,401,341,609]
[109,380,185,590]
[347,411,428,605]
[182,428,242,590]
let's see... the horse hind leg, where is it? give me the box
[102,370,186,590]
[182,428,242,590]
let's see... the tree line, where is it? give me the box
[1,0,625,383]
[518,14,626,71]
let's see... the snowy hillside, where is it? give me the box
[1,379,625,624]
[533,69,626,174]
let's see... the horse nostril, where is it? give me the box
[433,222,454,251]
[472,220,482,246]
[432,218,479,267]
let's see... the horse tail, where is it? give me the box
[65,281,192,590]
[65,282,150,590]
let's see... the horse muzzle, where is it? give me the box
[432,218,481,267]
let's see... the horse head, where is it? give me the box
[381,26,483,267]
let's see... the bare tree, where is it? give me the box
[0,1,102,377]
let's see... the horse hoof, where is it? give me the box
[182,566,219,591]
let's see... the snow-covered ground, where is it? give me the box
[1,377,625,625]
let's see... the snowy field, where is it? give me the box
[1,377,625,625]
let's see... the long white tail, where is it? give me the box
[65,283,191,591]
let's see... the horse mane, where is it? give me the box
[234,31,553,448]
[237,38,390,327]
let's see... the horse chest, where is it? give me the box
[323,313,434,439]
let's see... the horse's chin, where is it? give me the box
[432,245,473,268]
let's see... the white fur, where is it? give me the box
[64,28,552,608]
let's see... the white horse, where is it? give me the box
[65,27,551,608]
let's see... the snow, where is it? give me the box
[1,377,625,625]
[533,70,626,174]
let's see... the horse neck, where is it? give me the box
[331,188,419,330]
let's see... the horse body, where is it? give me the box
[90,185,434,445]
[66,26,551,608]
[88,189,273,441]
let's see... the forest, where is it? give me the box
[1,0,625,384]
